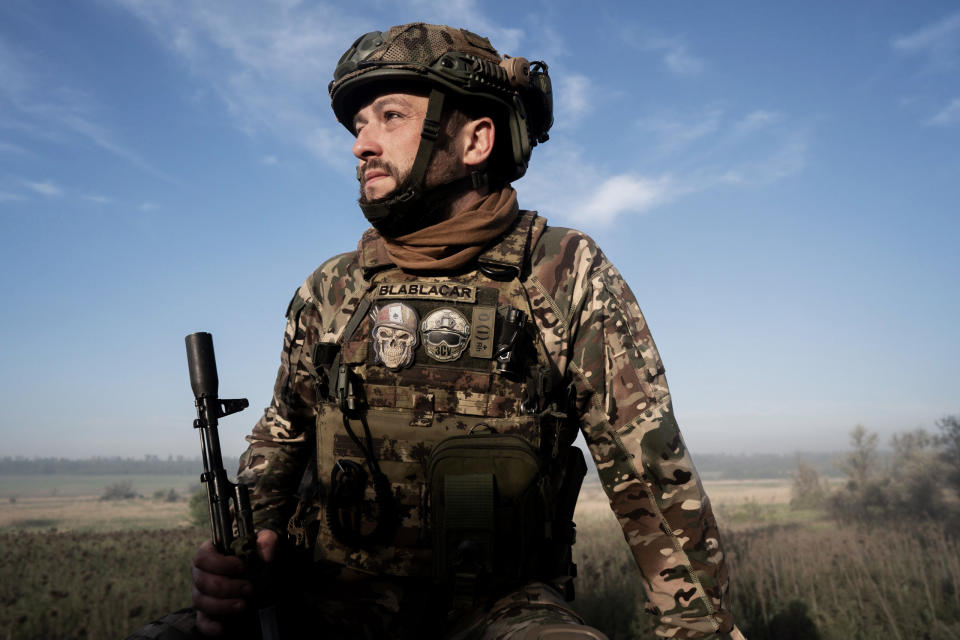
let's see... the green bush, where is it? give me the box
[188,487,208,528]
[100,481,137,501]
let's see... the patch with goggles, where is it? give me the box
[370,302,419,371]
[420,308,471,362]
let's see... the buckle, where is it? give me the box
[421,118,441,141]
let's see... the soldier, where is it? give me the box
[131,22,745,640]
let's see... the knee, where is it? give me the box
[519,623,610,640]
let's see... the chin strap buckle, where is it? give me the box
[421,117,441,141]
[470,171,488,190]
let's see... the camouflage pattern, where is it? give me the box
[445,582,600,640]
[239,211,743,638]
[126,581,605,640]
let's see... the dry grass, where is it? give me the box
[572,486,960,639]
[2,479,958,639]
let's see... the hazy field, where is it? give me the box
[0,475,790,533]
[0,474,198,499]
[0,474,198,532]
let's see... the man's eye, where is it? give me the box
[384,111,402,120]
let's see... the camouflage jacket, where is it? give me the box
[239,211,742,639]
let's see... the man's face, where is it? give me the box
[352,92,463,203]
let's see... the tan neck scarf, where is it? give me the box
[381,186,519,271]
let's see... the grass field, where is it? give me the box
[3,477,959,639]
[0,474,198,499]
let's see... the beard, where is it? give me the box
[358,158,412,207]
[357,147,464,208]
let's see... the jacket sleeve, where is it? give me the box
[237,282,319,534]
[563,251,743,639]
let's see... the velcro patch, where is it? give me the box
[469,305,496,359]
[375,281,477,304]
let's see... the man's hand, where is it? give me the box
[191,529,278,636]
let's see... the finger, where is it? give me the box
[195,610,225,637]
[193,539,247,577]
[256,529,279,563]
[192,563,254,600]
[192,583,248,618]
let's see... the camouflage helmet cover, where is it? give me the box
[329,22,553,181]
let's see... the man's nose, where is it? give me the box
[353,126,381,160]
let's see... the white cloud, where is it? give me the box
[520,142,676,227]
[23,179,62,197]
[580,174,673,224]
[927,98,960,126]
[0,190,25,202]
[642,37,703,76]
[892,11,960,70]
[84,194,113,204]
[261,155,279,166]
[139,201,158,212]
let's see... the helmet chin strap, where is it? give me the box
[358,88,489,237]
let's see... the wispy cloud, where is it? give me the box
[0,35,169,180]
[638,108,722,152]
[720,135,808,185]
[732,110,782,137]
[261,155,279,166]
[0,190,25,203]
[0,140,28,155]
[642,37,704,76]
[108,0,541,167]
[556,74,592,127]
[84,194,113,204]
[892,11,960,71]
[139,201,158,212]
[927,98,960,126]
[522,109,807,228]
[23,179,62,197]
[109,0,364,166]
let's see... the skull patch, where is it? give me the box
[420,307,471,362]
[371,302,419,370]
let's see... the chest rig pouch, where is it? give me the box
[427,430,546,606]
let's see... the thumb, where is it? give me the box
[256,529,279,564]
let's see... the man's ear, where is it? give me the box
[460,117,495,169]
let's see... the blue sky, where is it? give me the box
[1,1,957,459]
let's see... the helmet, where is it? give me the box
[329,23,553,235]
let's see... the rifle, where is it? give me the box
[185,331,280,640]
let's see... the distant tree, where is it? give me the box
[888,429,947,519]
[841,424,878,490]
[935,414,960,491]
[790,459,828,509]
